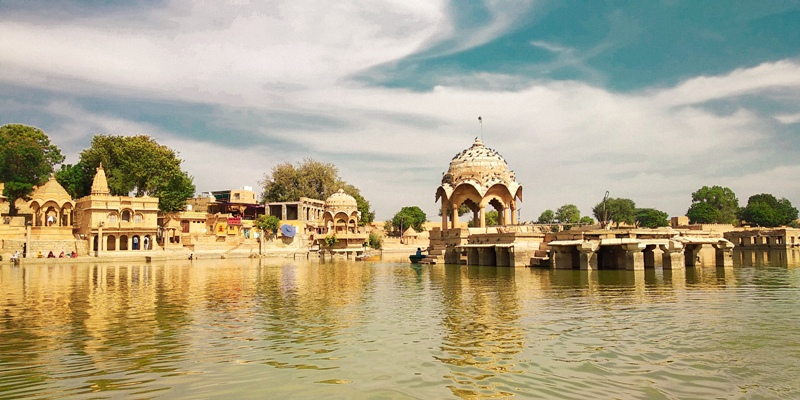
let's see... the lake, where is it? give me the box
[1,254,799,399]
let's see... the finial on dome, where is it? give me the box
[473,137,484,147]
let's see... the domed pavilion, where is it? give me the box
[436,138,522,229]
[28,174,75,228]
[322,189,360,234]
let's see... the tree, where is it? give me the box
[685,185,739,224]
[739,194,799,227]
[438,203,471,217]
[254,215,281,238]
[262,159,337,202]
[254,214,281,255]
[593,198,636,228]
[555,204,580,223]
[74,135,195,212]
[392,206,427,233]
[468,210,499,227]
[0,124,65,215]
[537,210,555,224]
[635,208,669,228]
[367,232,382,249]
[686,202,717,224]
[579,216,595,224]
[55,163,94,199]
[341,184,374,226]
[485,210,499,226]
[261,158,374,225]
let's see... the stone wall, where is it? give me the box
[2,238,89,258]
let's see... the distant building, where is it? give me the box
[207,187,263,219]
[724,228,800,249]
[265,197,325,236]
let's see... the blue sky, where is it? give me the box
[2,0,799,221]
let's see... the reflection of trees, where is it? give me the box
[253,260,376,370]
[433,265,524,398]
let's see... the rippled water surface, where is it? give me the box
[2,257,800,399]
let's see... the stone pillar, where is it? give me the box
[496,247,510,267]
[467,247,479,265]
[451,205,459,230]
[714,240,734,267]
[643,244,657,268]
[479,207,486,228]
[511,203,517,225]
[684,244,702,267]
[25,222,32,258]
[97,226,103,256]
[441,202,448,230]
[478,247,496,266]
[578,241,599,270]
[659,241,685,270]
[503,207,511,225]
[552,247,575,269]
[281,205,287,221]
[623,243,645,270]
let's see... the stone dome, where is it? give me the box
[442,138,516,188]
[30,174,73,204]
[325,189,357,211]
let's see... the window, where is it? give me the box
[134,214,143,223]
[109,214,117,224]
[122,210,131,222]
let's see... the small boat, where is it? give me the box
[409,254,426,263]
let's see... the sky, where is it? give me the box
[2,0,800,221]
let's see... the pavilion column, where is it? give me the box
[511,202,518,225]
[578,241,599,270]
[503,207,511,225]
[97,227,103,256]
[451,203,458,230]
[479,206,486,228]
[660,241,685,270]
[623,243,645,270]
[441,201,448,230]
[685,245,702,267]
[281,205,287,220]
[643,244,657,268]
[714,240,734,267]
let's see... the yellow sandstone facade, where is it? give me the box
[73,164,160,254]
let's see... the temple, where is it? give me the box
[73,164,160,254]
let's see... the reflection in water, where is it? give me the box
[434,266,524,398]
[0,260,799,398]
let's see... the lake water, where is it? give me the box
[1,254,799,399]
